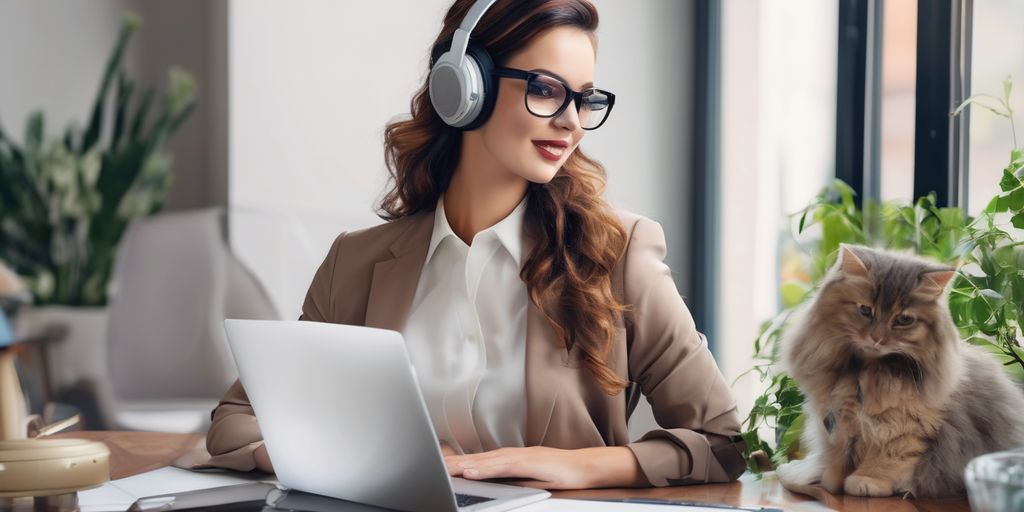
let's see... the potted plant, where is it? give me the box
[741,77,1024,473]
[0,12,196,406]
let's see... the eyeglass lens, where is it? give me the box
[525,74,611,129]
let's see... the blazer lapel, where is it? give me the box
[364,212,433,332]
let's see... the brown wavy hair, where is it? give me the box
[379,0,630,395]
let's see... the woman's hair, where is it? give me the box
[379,0,630,395]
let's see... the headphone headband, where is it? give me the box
[446,0,497,65]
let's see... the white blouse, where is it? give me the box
[401,193,529,454]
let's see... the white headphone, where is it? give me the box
[428,0,499,130]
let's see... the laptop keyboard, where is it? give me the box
[455,493,495,508]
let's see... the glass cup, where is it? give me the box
[965,449,1024,512]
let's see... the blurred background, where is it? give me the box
[0,0,1021,443]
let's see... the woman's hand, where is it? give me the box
[444,446,646,490]
[440,442,457,457]
[254,443,274,473]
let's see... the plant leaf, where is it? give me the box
[952,96,1011,119]
[81,13,139,154]
[111,70,134,151]
[1001,168,1022,193]
[1009,188,1024,211]
[24,111,44,153]
[1011,213,1024,230]
[780,280,809,309]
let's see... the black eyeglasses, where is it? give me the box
[491,67,615,130]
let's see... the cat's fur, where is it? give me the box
[776,244,1024,498]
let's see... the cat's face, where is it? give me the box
[815,245,956,361]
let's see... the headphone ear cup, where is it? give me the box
[458,42,499,131]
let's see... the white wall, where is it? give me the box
[0,0,133,144]
[587,0,694,281]
[228,0,450,321]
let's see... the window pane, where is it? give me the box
[879,0,917,203]
[967,0,1024,215]
[719,0,838,416]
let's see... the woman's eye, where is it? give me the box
[858,305,873,318]
[527,82,556,97]
[894,314,915,327]
[583,99,608,111]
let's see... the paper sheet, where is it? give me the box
[517,498,761,511]
[77,466,277,512]
[76,483,137,512]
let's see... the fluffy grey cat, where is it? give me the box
[776,244,1024,498]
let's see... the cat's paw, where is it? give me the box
[821,467,845,494]
[776,459,821,487]
[844,474,895,497]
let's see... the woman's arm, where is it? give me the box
[205,379,264,471]
[451,217,745,489]
[446,446,645,489]
[253,443,274,473]
[620,217,747,486]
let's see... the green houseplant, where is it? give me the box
[0,13,196,307]
[741,77,1024,473]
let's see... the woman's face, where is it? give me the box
[471,27,596,185]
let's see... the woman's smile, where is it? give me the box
[532,139,569,161]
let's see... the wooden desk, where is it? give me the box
[55,431,971,511]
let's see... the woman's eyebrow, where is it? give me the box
[531,67,595,89]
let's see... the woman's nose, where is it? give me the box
[553,100,582,131]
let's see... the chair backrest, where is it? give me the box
[106,208,278,400]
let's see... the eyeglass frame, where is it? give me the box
[490,67,616,130]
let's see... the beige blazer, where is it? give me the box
[205,209,747,486]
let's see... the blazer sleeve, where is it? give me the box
[204,232,346,471]
[622,218,747,486]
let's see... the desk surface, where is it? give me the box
[56,431,971,512]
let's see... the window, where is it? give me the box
[879,0,918,203]
[718,0,839,414]
[966,0,1024,215]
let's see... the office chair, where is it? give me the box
[97,208,279,433]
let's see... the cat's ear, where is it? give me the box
[918,270,956,297]
[838,244,869,278]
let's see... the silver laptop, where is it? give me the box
[223,319,551,512]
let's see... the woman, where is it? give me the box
[206,0,746,489]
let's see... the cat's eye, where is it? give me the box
[894,314,915,327]
[858,304,873,318]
